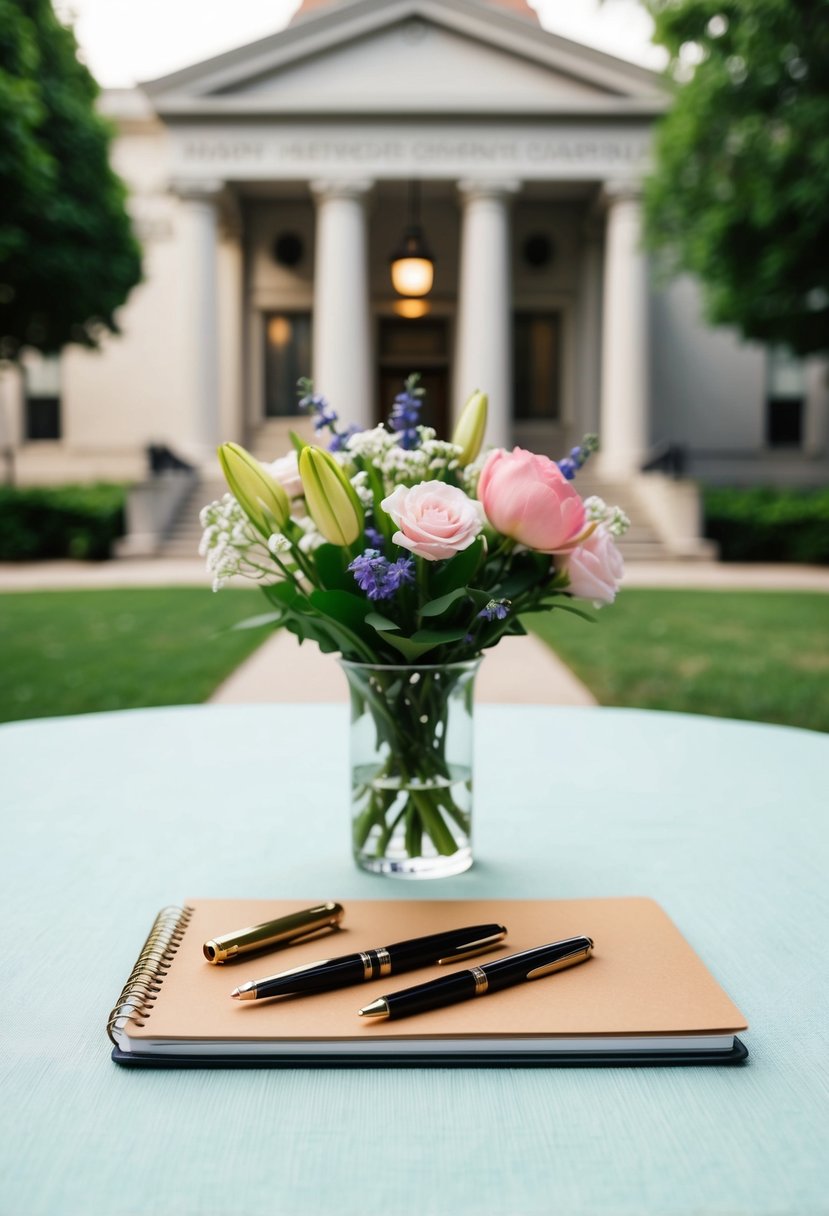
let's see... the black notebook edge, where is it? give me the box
[112,1037,748,1069]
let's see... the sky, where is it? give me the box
[53,0,665,89]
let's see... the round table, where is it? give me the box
[2,704,827,1216]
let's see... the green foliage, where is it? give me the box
[0,482,126,559]
[528,589,829,733]
[704,485,829,562]
[643,0,829,354]
[0,0,142,357]
[0,587,266,723]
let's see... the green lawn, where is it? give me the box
[527,589,829,734]
[0,587,266,724]
[2,586,827,734]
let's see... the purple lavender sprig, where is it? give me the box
[389,373,425,450]
[348,549,415,601]
[478,598,511,622]
[557,434,599,481]
[297,378,360,452]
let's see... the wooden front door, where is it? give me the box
[377,317,450,436]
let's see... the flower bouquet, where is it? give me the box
[201,376,628,877]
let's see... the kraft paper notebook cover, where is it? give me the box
[108,897,748,1068]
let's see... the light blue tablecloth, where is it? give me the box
[2,704,827,1216]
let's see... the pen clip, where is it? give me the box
[525,938,593,979]
[436,930,507,965]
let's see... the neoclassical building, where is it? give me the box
[2,0,827,553]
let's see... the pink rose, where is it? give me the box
[560,526,624,606]
[382,481,484,562]
[477,447,586,553]
[266,451,304,501]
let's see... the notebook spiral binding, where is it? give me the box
[107,905,194,1045]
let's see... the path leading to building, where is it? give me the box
[207,629,595,706]
[3,558,829,592]
[3,557,828,707]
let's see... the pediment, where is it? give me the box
[144,0,665,117]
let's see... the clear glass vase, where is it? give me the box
[340,659,480,878]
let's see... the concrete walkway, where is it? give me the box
[208,629,596,705]
[3,556,828,707]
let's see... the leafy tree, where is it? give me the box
[0,0,141,359]
[643,0,829,355]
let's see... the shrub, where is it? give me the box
[0,483,127,560]
[704,487,829,564]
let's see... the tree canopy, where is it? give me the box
[643,0,829,356]
[0,0,142,359]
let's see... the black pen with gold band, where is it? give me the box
[359,935,594,1020]
[231,924,507,1000]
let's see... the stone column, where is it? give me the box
[310,180,373,429]
[598,183,649,478]
[174,179,223,465]
[576,213,604,440]
[455,180,520,450]
[803,357,829,456]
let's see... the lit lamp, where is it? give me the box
[390,182,434,317]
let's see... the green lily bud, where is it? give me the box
[217,442,290,537]
[299,446,364,546]
[452,390,488,466]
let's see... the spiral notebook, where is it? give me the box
[107,897,748,1068]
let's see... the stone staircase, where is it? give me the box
[158,465,673,561]
[247,418,314,464]
[160,478,227,558]
[569,473,671,560]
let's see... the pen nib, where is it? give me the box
[358,998,390,1020]
[231,985,256,1001]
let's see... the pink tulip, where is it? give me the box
[560,525,625,605]
[477,447,586,553]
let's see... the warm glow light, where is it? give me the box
[390,256,434,298]
[393,298,431,319]
[267,315,292,346]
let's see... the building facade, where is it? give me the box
[2,0,827,544]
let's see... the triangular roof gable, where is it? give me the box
[143,0,666,116]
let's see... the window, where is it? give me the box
[766,347,804,447]
[24,354,61,440]
[513,313,561,422]
[263,313,312,417]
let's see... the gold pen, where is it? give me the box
[203,901,345,963]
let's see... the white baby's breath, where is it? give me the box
[583,495,630,537]
[199,493,282,590]
[268,533,292,555]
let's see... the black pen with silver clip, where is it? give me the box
[358,935,594,1020]
[231,924,507,1000]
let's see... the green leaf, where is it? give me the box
[410,627,469,645]
[309,590,373,639]
[494,553,550,599]
[380,635,443,662]
[432,537,486,597]
[365,613,439,661]
[230,612,283,631]
[549,602,597,624]
[419,587,470,618]
[262,580,303,609]
[313,544,354,592]
[365,611,401,633]
[288,430,307,453]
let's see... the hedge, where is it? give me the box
[0,483,127,561]
[704,486,829,564]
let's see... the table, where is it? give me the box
[2,704,827,1216]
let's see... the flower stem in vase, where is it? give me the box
[340,659,479,878]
